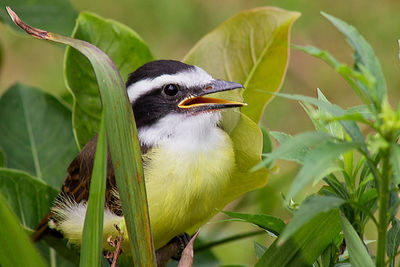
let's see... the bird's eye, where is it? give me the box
[163,84,179,96]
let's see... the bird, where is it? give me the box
[33,59,246,255]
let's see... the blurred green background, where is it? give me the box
[0,0,399,265]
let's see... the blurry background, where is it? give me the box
[1,0,399,265]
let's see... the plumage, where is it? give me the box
[33,60,245,253]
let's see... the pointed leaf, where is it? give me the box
[0,168,58,229]
[0,192,47,267]
[223,210,285,235]
[184,7,300,123]
[0,83,78,188]
[256,209,341,267]
[279,195,345,243]
[65,12,154,148]
[322,12,387,108]
[287,141,359,201]
[340,216,374,267]
[80,112,107,267]
[0,0,78,35]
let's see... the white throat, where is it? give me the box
[138,111,223,151]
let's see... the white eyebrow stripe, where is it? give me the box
[127,67,213,103]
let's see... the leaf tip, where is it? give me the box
[6,7,50,39]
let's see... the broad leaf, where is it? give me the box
[0,168,58,229]
[0,192,47,267]
[322,12,387,109]
[0,83,78,188]
[387,218,400,267]
[279,195,345,243]
[340,216,374,267]
[223,210,285,235]
[65,12,154,148]
[0,0,78,35]
[287,141,358,201]
[256,209,341,267]
[184,7,300,123]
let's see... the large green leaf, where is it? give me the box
[184,7,300,123]
[65,12,154,148]
[0,83,78,188]
[0,168,58,229]
[340,216,374,267]
[0,0,78,36]
[0,192,47,267]
[256,209,341,267]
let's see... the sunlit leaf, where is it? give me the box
[322,12,387,109]
[223,210,285,235]
[65,12,154,148]
[340,216,374,267]
[256,210,341,267]
[0,83,78,188]
[184,7,300,123]
[0,192,47,267]
[0,0,78,36]
[279,195,345,243]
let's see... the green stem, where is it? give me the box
[376,146,392,267]
[195,230,265,251]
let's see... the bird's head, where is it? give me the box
[126,60,245,147]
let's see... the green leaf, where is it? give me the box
[340,216,374,267]
[0,83,78,188]
[256,209,341,267]
[0,0,78,36]
[184,7,300,123]
[7,7,156,265]
[322,12,387,108]
[279,195,345,243]
[0,168,58,229]
[253,131,333,170]
[0,192,47,267]
[0,150,5,167]
[261,126,273,155]
[254,241,267,260]
[65,12,154,148]
[386,218,400,267]
[287,141,359,201]
[390,144,400,185]
[80,112,107,267]
[222,210,285,235]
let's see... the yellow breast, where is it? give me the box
[143,128,235,249]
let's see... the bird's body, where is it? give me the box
[34,60,245,252]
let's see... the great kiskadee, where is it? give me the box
[33,60,246,254]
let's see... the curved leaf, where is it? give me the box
[65,12,154,148]
[0,168,58,230]
[184,7,300,123]
[0,83,78,188]
[0,0,78,36]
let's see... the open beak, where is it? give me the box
[178,80,246,110]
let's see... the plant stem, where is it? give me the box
[376,146,392,267]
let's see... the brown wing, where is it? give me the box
[32,135,150,241]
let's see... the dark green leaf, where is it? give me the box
[322,12,387,108]
[340,216,374,267]
[80,112,107,267]
[184,7,300,123]
[0,83,78,188]
[0,192,47,267]
[386,218,400,267]
[65,12,153,148]
[0,0,78,36]
[287,141,358,201]
[0,168,58,229]
[254,241,267,260]
[279,195,345,243]
[256,210,341,267]
[0,149,5,167]
[223,210,285,235]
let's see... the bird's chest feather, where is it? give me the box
[143,127,235,248]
